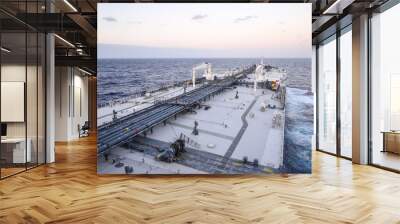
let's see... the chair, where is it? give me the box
[78,121,90,138]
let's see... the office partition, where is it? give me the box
[0,1,46,179]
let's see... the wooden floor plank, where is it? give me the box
[0,135,400,223]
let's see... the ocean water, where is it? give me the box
[97,58,311,105]
[283,87,314,173]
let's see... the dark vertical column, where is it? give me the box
[25,1,28,171]
[316,45,320,150]
[0,22,2,179]
[367,12,373,165]
[88,76,97,132]
[36,0,39,167]
[72,68,75,118]
[336,28,341,157]
[44,8,47,165]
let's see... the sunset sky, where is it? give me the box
[98,3,311,58]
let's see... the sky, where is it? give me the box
[97,3,311,59]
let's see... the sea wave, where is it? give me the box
[97,58,311,105]
[283,87,314,173]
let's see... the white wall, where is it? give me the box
[55,67,70,141]
[54,67,89,141]
[71,72,89,138]
[1,65,26,138]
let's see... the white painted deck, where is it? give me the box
[145,85,284,168]
[231,92,284,168]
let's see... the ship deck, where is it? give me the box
[97,85,199,126]
[97,66,256,154]
[98,85,284,174]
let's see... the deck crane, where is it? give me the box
[192,62,213,88]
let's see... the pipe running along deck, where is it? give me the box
[97,74,250,154]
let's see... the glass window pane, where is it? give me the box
[371,3,400,171]
[27,31,38,169]
[340,29,352,158]
[1,31,27,177]
[38,33,45,165]
[0,1,46,179]
[318,37,337,154]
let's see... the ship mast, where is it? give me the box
[254,59,264,91]
[192,62,213,88]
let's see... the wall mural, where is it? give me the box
[97,3,313,174]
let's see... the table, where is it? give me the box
[1,138,31,164]
[381,131,400,155]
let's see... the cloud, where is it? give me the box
[128,20,142,25]
[234,16,258,23]
[103,17,117,22]
[192,14,207,20]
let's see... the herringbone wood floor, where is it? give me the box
[1,135,400,224]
